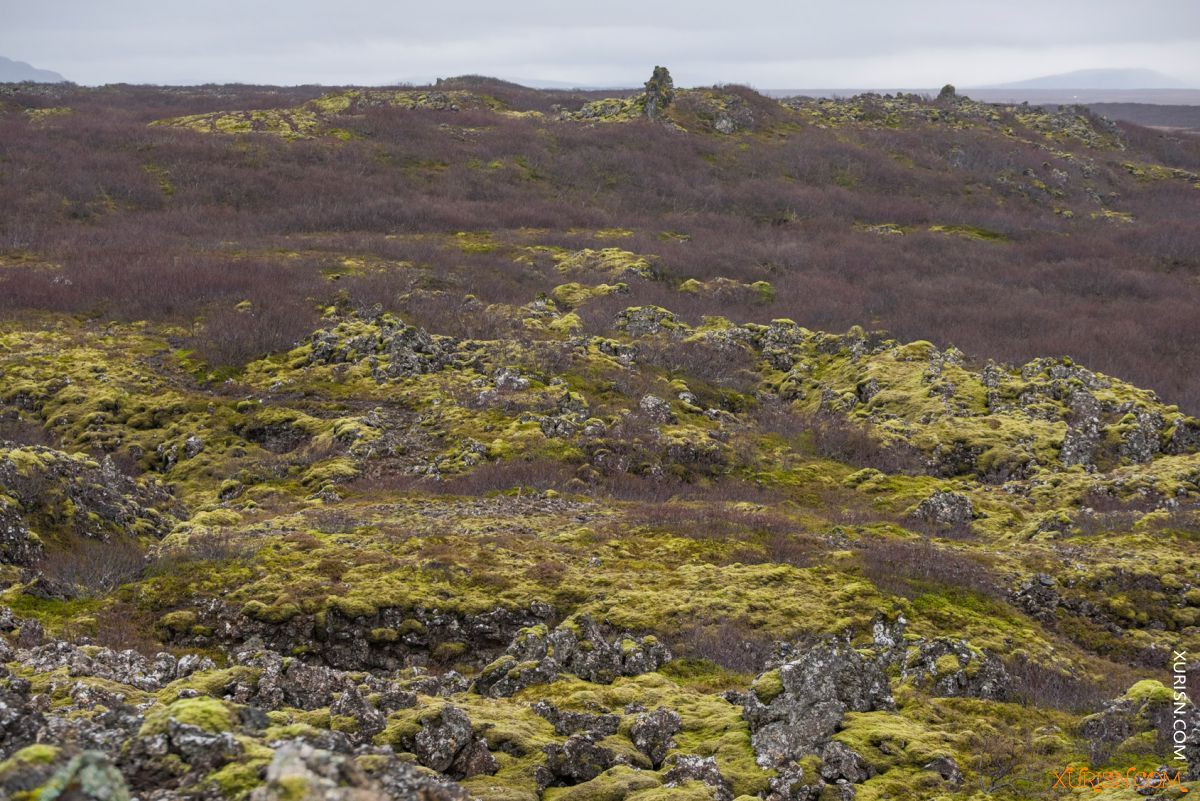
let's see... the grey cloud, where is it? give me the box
[3,0,1198,86]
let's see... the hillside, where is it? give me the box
[1084,103,1200,134]
[0,55,65,83]
[985,68,1189,91]
[0,70,1198,800]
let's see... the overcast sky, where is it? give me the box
[4,0,1199,88]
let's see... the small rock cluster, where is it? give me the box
[475,616,672,697]
[306,312,471,382]
[0,445,176,565]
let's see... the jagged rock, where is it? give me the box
[1167,417,1200,455]
[532,701,620,737]
[239,649,351,709]
[306,313,462,381]
[663,755,733,801]
[329,685,386,742]
[412,705,496,779]
[413,705,474,772]
[15,641,208,692]
[764,765,823,801]
[629,707,681,767]
[642,66,675,120]
[541,734,615,785]
[923,755,963,787]
[182,435,204,459]
[868,613,909,666]
[1120,410,1164,464]
[494,368,530,391]
[902,639,1011,700]
[856,378,880,405]
[1060,389,1102,467]
[0,497,40,565]
[539,415,577,438]
[0,444,176,563]
[209,599,551,673]
[474,617,670,697]
[165,719,243,770]
[820,740,873,783]
[251,740,468,801]
[1011,573,1060,624]
[0,602,28,632]
[710,96,756,135]
[913,491,975,527]
[0,744,59,798]
[615,306,678,336]
[0,666,44,752]
[1080,682,1192,764]
[16,617,44,648]
[37,750,130,801]
[474,654,559,698]
[369,753,471,801]
[404,670,471,699]
[638,394,675,424]
[744,641,893,767]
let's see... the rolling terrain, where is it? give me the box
[0,70,1198,800]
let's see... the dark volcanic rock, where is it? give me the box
[744,641,893,768]
[664,754,733,801]
[924,755,964,787]
[629,707,682,768]
[820,740,874,784]
[642,66,675,120]
[532,701,620,738]
[412,705,497,779]
[475,616,671,697]
[541,734,616,786]
[902,639,1011,700]
[912,491,975,527]
[0,445,177,566]
[251,740,469,801]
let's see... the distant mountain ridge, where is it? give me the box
[0,55,65,83]
[982,68,1188,90]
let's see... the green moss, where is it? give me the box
[208,758,268,799]
[369,627,400,643]
[933,653,961,677]
[159,667,261,702]
[0,743,61,774]
[751,669,784,703]
[159,610,197,633]
[274,775,312,801]
[327,595,378,619]
[433,641,468,662]
[141,697,236,736]
[526,673,766,797]
[626,782,713,801]
[242,600,301,624]
[928,224,1007,242]
[1123,680,1173,704]
[542,766,663,801]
